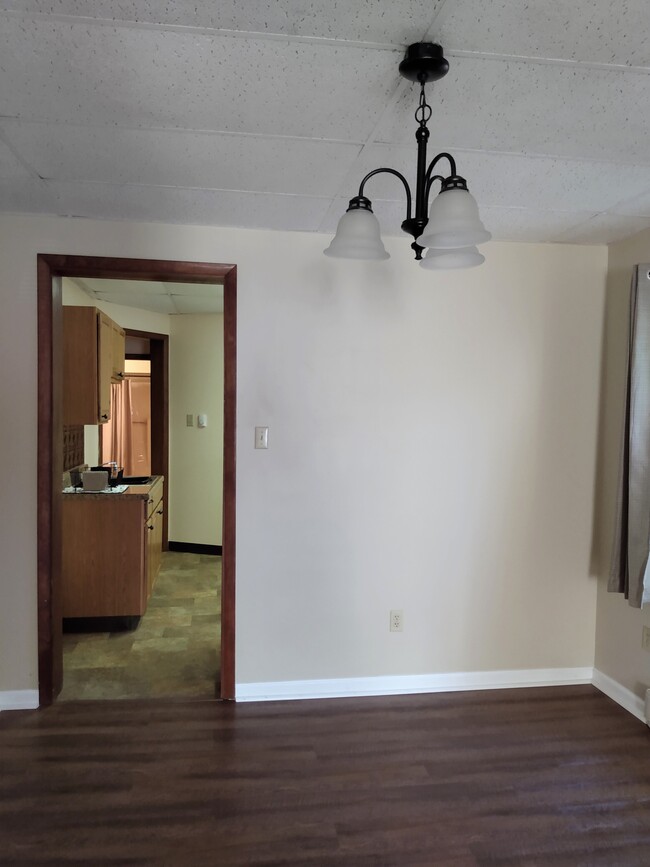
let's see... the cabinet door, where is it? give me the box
[63,306,99,425]
[62,495,146,617]
[146,499,164,598]
[111,322,125,382]
[97,312,113,423]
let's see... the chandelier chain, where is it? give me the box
[414,82,432,127]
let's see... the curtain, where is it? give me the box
[609,264,650,608]
[102,379,134,475]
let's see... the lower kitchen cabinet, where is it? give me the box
[146,480,164,598]
[62,477,164,619]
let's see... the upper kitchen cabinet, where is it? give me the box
[63,307,125,425]
[111,319,126,382]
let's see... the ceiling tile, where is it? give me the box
[0,138,33,178]
[75,276,225,314]
[373,56,650,164]
[0,3,648,247]
[454,152,650,213]
[334,145,650,214]
[43,180,333,231]
[1,0,444,44]
[0,121,362,197]
[171,295,224,314]
[435,0,650,67]
[0,176,58,211]
[558,213,650,245]
[94,291,177,314]
[478,206,599,243]
[165,282,224,297]
[609,188,650,217]
[81,278,168,296]
[0,15,400,140]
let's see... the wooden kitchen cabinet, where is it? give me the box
[62,477,165,619]
[97,311,113,423]
[111,319,125,382]
[63,306,125,425]
[146,477,164,599]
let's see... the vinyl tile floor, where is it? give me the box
[59,551,221,701]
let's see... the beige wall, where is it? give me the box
[0,214,607,693]
[169,314,224,546]
[593,229,650,699]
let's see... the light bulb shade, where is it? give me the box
[418,188,491,250]
[324,207,389,260]
[419,245,485,270]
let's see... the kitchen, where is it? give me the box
[59,276,225,699]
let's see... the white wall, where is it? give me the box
[593,229,650,700]
[0,214,607,694]
[169,314,224,545]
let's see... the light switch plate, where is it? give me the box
[255,426,269,449]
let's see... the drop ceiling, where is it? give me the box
[1,1,650,245]
[72,277,224,315]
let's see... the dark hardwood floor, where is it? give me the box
[1,686,649,865]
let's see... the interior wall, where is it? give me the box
[0,213,607,694]
[593,228,650,700]
[169,313,224,546]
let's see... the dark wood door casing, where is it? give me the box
[37,254,237,704]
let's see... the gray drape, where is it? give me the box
[609,264,650,608]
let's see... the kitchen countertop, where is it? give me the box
[62,475,163,499]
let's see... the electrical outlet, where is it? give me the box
[642,626,650,652]
[390,609,403,632]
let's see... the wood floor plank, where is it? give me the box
[1,686,649,865]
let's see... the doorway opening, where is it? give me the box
[102,341,153,479]
[37,255,237,705]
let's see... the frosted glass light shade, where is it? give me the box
[419,245,485,270]
[324,207,389,260]
[418,188,491,250]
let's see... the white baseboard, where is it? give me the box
[0,690,39,711]
[2,672,638,722]
[592,669,646,723]
[236,667,594,702]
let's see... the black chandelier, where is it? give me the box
[324,43,490,269]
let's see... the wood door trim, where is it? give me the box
[37,254,236,703]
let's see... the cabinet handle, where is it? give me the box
[148,498,154,504]
[157,509,163,515]
[147,524,154,531]
[101,413,109,421]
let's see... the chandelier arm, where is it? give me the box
[425,174,445,202]
[358,168,413,220]
[424,152,458,191]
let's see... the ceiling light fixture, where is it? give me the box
[324,43,490,268]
